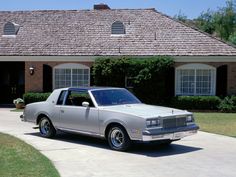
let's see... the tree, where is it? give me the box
[195,9,215,34]
[229,32,236,45]
[213,0,236,40]
[174,10,187,22]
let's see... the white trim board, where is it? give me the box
[174,56,236,62]
[0,56,96,62]
[0,55,236,62]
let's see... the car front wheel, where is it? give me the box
[39,117,56,138]
[108,125,131,151]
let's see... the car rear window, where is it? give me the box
[57,91,67,105]
[65,90,94,107]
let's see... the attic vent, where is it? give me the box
[111,21,125,35]
[3,22,20,35]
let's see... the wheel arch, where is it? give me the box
[104,122,130,140]
[36,113,51,125]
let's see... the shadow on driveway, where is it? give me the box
[130,143,202,157]
[25,131,202,157]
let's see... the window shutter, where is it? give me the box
[216,65,228,96]
[43,64,52,92]
[165,67,175,97]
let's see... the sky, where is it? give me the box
[0,0,228,19]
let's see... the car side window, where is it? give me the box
[65,90,94,107]
[57,91,67,105]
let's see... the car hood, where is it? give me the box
[100,104,190,119]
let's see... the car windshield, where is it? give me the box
[91,89,141,106]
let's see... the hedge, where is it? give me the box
[23,92,51,105]
[171,95,236,112]
[171,96,222,110]
[22,91,236,112]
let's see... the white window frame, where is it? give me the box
[53,63,90,89]
[175,63,216,96]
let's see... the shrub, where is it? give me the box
[171,96,222,110]
[92,56,174,104]
[23,92,51,105]
[218,96,236,112]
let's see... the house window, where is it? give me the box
[54,63,90,89]
[111,21,125,35]
[175,64,216,96]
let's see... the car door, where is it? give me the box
[58,90,99,134]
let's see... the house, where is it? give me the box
[0,4,236,104]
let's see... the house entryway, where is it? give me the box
[0,62,25,104]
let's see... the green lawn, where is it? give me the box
[194,113,236,138]
[10,109,24,112]
[0,133,60,177]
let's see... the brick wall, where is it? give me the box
[24,61,236,95]
[175,62,236,95]
[227,62,236,94]
[25,61,93,93]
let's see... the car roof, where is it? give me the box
[55,87,123,92]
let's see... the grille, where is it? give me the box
[163,117,186,129]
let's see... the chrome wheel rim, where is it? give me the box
[40,119,51,135]
[110,128,124,148]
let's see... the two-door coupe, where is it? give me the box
[21,87,199,151]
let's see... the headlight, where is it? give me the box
[186,115,194,123]
[146,119,161,128]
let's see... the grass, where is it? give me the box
[10,109,24,112]
[194,112,236,138]
[0,133,60,177]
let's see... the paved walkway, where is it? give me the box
[1,108,236,177]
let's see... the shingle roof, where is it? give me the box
[0,8,236,56]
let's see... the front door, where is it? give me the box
[58,90,99,134]
[0,62,25,104]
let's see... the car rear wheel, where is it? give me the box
[108,125,131,151]
[39,117,56,138]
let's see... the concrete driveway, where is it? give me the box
[1,108,236,177]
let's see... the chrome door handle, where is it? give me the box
[60,110,64,113]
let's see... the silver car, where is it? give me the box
[21,87,199,151]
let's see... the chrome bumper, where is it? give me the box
[142,124,199,141]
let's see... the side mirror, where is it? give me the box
[82,101,90,107]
